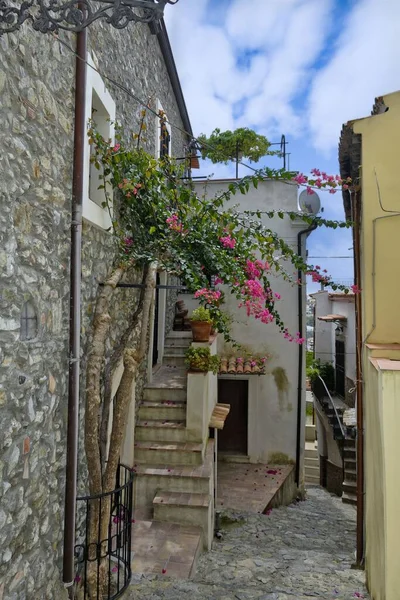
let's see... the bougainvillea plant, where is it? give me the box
[83,116,355,596]
[88,121,353,345]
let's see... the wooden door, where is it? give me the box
[218,379,248,454]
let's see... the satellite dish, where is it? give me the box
[299,189,321,215]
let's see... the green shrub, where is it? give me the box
[185,347,220,374]
[191,307,211,322]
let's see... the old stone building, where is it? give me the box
[0,15,191,599]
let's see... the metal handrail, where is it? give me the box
[317,375,346,439]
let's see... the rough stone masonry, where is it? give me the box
[0,18,187,599]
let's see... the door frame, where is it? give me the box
[217,374,260,461]
[218,378,249,455]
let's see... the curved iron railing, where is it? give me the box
[317,375,346,439]
[75,464,134,600]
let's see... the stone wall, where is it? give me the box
[0,20,188,600]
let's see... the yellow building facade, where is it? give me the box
[340,91,400,600]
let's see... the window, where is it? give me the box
[20,301,38,341]
[83,54,116,229]
[155,100,171,158]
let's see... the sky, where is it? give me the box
[164,0,400,293]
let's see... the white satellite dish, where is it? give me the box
[298,189,321,215]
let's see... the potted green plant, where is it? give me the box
[190,306,212,342]
[185,347,220,374]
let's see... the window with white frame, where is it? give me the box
[155,100,171,158]
[83,54,116,229]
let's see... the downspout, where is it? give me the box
[352,189,365,566]
[63,25,87,597]
[295,222,318,486]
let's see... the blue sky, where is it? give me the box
[165,0,400,293]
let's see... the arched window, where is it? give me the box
[20,301,38,341]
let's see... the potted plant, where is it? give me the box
[190,306,212,342]
[185,347,220,374]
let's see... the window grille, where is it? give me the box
[20,301,38,341]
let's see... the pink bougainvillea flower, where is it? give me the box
[113,516,121,524]
[306,186,314,195]
[124,237,134,247]
[265,508,272,516]
[353,593,364,599]
[214,277,224,285]
[112,566,118,573]
[293,173,307,185]
[351,284,362,294]
[162,568,167,574]
[267,469,278,475]
[219,235,236,249]
[329,188,337,194]
[74,575,81,584]
[112,143,120,152]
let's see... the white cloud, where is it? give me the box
[308,0,400,154]
[165,0,333,139]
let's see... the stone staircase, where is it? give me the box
[134,332,214,553]
[304,442,320,485]
[313,384,357,505]
[342,438,357,505]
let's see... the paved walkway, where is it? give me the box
[127,487,369,600]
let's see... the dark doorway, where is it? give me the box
[152,272,160,366]
[335,339,345,397]
[218,379,248,454]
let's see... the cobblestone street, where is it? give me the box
[127,487,369,600]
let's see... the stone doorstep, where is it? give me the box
[342,491,357,506]
[138,401,186,421]
[344,468,357,482]
[162,355,186,367]
[134,440,203,466]
[164,343,191,355]
[131,520,202,579]
[153,491,212,550]
[143,387,187,402]
[136,420,187,443]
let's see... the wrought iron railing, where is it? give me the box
[75,464,134,600]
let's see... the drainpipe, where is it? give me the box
[352,189,364,566]
[295,222,318,486]
[63,25,87,597]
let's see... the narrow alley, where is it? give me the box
[127,487,369,600]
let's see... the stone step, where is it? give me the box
[153,491,212,549]
[165,331,192,341]
[343,447,356,459]
[342,491,357,506]
[143,386,187,402]
[304,457,319,468]
[138,401,187,421]
[344,457,357,470]
[135,441,203,466]
[131,520,203,579]
[164,343,191,355]
[304,447,318,459]
[344,468,357,482]
[305,465,319,479]
[305,475,320,485]
[162,355,186,368]
[134,440,214,509]
[136,420,187,443]
[343,480,357,495]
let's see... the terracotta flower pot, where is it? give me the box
[190,320,211,342]
[220,358,228,374]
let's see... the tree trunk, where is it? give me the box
[85,263,156,599]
